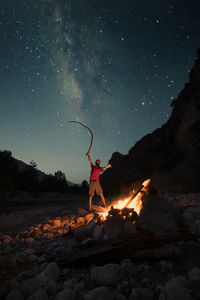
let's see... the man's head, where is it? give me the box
[95,159,100,166]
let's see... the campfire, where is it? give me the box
[97,179,151,221]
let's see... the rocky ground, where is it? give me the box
[1,192,200,300]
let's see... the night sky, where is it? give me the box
[1,0,200,183]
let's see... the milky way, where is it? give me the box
[0,0,200,183]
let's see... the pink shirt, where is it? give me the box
[90,162,103,182]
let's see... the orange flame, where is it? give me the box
[100,179,150,219]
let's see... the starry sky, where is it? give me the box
[0,0,200,184]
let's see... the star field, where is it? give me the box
[0,0,200,183]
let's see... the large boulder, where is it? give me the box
[135,193,179,233]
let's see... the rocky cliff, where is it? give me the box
[101,49,200,196]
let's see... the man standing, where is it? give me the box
[87,154,112,211]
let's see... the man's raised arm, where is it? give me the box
[87,154,92,165]
[102,164,112,171]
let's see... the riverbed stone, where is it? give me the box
[91,263,124,286]
[84,286,115,300]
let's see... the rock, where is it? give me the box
[164,276,193,300]
[114,292,127,300]
[92,225,103,241]
[85,213,94,223]
[43,224,52,231]
[159,260,173,273]
[27,289,49,300]
[17,271,30,281]
[188,268,200,281]
[135,194,179,233]
[74,226,90,242]
[124,222,137,235]
[87,219,97,232]
[52,219,62,228]
[63,279,73,289]
[84,286,115,300]
[158,293,166,300]
[44,262,60,281]
[6,289,24,300]
[44,233,54,239]
[28,255,38,262]
[130,287,154,299]
[25,237,35,244]
[121,259,136,275]
[103,234,109,240]
[77,217,85,224]
[33,228,43,238]
[117,280,129,294]
[23,249,35,256]
[91,263,124,286]
[74,280,85,293]
[67,237,79,247]
[37,255,47,263]
[0,254,17,269]
[103,215,125,239]
[16,252,27,264]
[3,235,12,244]
[81,238,94,246]
[56,288,77,300]
[20,275,57,296]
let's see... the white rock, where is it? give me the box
[56,288,77,300]
[84,286,115,300]
[92,225,103,241]
[27,289,49,300]
[44,262,60,281]
[188,268,200,281]
[6,289,24,300]
[91,263,124,286]
[165,276,192,300]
